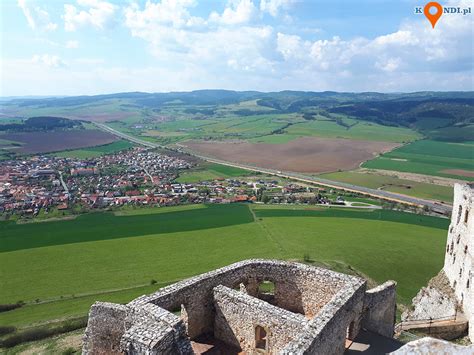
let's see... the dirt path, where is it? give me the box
[358,168,467,187]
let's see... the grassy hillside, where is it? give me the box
[0,204,448,329]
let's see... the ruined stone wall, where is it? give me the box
[402,271,458,322]
[82,302,131,355]
[362,281,397,338]
[443,183,473,341]
[127,259,353,339]
[393,337,474,354]
[213,285,308,353]
[83,259,396,355]
[281,278,367,354]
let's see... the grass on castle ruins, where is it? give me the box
[0,203,449,329]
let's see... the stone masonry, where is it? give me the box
[83,259,397,354]
[403,183,473,342]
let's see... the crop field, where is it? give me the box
[1,130,118,154]
[321,171,454,203]
[183,137,399,174]
[53,140,134,158]
[0,203,449,329]
[362,140,474,180]
[176,163,252,183]
[283,118,421,143]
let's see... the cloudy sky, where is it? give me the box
[1,0,473,96]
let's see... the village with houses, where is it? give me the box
[0,147,359,220]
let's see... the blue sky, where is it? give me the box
[1,0,473,95]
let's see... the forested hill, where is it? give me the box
[2,90,473,141]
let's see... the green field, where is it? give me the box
[176,163,252,183]
[53,140,134,158]
[362,140,474,180]
[321,171,454,203]
[0,204,449,329]
[283,118,421,143]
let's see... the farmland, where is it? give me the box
[52,140,134,158]
[182,137,399,174]
[176,162,252,183]
[0,203,449,330]
[320,170,455,203]
[1,130,118,155]
[362,140,474,180]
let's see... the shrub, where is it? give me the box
[0,317,87,348]
[0,303,23,313]
[0,326,16,336]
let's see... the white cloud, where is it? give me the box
[375,57,401,72]
[64,0,117,31]
[3,0,472,95]
[260,0,294,17]
[17,0,57,31]
[209,0,258,25]
[31,54,66,68]
[65,40,79,49]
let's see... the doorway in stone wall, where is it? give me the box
[255,325,268,352]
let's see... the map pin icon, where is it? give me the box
[424,1,443,28]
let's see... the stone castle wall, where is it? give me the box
[213,285,308,353]
[361,281,397,338]
[83,259,396,354]
[443,183,473,341]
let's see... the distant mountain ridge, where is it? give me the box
[2,90,473,141]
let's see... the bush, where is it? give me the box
[0,317,87,348]
[0,326,16,336]
[0,303,23,313]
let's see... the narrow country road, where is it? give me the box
[94,122,452,215]
[58,171,69,194]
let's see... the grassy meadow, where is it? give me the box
[321,171,454,203]
[53,140,134,158]
[362,140,474,180]
[175,162,252,183]
[0,203,449,330]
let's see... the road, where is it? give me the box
[58,171,69,194]
[94,122,452,215]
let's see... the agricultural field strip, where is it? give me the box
[0,204,448,330]
[94,122,452,213]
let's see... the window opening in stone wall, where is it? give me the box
[255,325,267,350]
[465,209,469,224]
[258,280,275,295]
[457,205,462,224]
[456,235,461,244]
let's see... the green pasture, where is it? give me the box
[362,140,474,180]
[0,204,448,329]
[321,171,454,203]
[284,118,420,143]
[175,163,252,183]
[53,140,134,158]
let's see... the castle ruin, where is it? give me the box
[402,183,473,342]
[83,259,397,354]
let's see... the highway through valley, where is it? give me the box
[94,123,452,215]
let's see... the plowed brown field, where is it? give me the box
[183,137,399,174]
[4,129,117,154]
